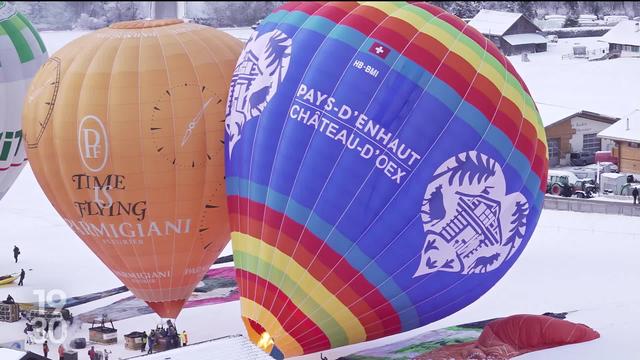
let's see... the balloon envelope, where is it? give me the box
[0,1,47,199]
[225,1,547,357]
[23,19,242,318]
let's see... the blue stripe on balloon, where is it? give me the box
[227,177,418,330]
[304,14,334,36]
[329,24,367,50]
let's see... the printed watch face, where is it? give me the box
[149,83,224,168]
[25,57,61,150]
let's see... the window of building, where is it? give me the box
[548,138,560,159]
[622,44,640,52]
[630,142,640,148]
[582,133,601,153]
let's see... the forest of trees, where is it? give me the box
[10,1,284,30]
[433,1,640,21]
[9,1,640,31]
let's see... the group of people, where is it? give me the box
[140,320,189,354]
[41,342,112,360]
[87,345,111,360]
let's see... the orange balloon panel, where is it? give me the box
[22,19,242,318]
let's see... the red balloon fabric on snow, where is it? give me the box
[417,314,599,359]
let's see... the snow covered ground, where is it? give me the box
[1,29,640,360]
[510,37,640,118]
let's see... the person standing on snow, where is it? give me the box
[58,344,65,360]
[24,321,34,344]
[147,331,155,354]
[18,268,25,286]
[87,346,96,360]
[13,245,20,263]
[103,348,112,360]
[180,330,188,347]
[43,340,49,358]
[633,187,639,205]
[141,331,147,353]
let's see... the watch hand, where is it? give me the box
[181,97,213,147]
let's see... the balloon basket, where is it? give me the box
[124,331,146,351]
[0,303,20,322]
[89,316,118,344]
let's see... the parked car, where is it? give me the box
[570,151,595,166]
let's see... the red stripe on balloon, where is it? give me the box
[314,2,357,24]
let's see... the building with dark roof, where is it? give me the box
[468,9,547,56]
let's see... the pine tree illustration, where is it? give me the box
[504,201,528,258]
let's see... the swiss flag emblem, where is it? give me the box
[368,42,390,59]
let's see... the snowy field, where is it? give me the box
[512,37,640,118]
[1,29,640,360]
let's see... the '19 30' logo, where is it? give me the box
[78,115,109,172]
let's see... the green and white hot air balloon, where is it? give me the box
[0,1,47,199]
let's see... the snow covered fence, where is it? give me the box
[543,195,640,216]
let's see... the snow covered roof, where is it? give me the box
[503,33,548,45]
[598,109,640,142]
[468,9,526,36]
[140,335,274,360]
[536,103,619,128]
[0,348,26,360]
[536,102,580,127]
[600,20,640,46]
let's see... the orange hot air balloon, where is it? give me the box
[22,19,242,318]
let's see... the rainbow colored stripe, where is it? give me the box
[231,1,548,357]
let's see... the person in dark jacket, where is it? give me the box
[43,340,49,358]
[13,245,20,263]
[633,187,639,204]
[87,346,96,360]
[147,331,155,354]
[18,268,25,286]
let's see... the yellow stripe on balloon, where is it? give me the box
[233,232,368,346]
[359,1,403,14]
